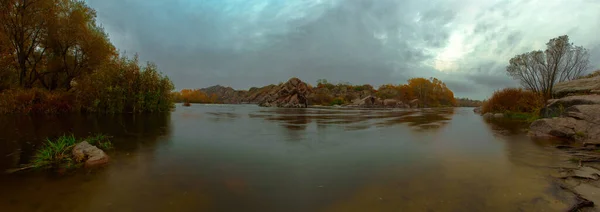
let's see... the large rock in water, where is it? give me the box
[530,105,600,142]
[553,76,600,98]
[258,78,311,108]
[72,141,109,168]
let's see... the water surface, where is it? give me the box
[0,105,573,211]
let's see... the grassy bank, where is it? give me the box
[31,134,113,170]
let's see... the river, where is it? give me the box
[0,105,576,211]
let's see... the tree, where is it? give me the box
[0,0,54,88]
[506,35,589,98]
[41,0,114,90]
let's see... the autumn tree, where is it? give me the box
[407,77,455,107]
[506,35,589,98]
[0,0,55,88]
[41,0,114,90]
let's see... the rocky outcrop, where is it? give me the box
[200,85,243,104]
[409,99,420,108]
[350,96,384,108]
[72,141,109,168]
[541,95,600,118]
[530,104,600,142]
[553,76,600,98]
[241,85,277,104]
[258,78,311,108]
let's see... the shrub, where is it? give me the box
[0,88,76,114]
[75,55,174,113]
[481,88,545,114]
[330,98,345,106]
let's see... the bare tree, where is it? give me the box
[506,35,589,98]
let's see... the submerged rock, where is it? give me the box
[72,141,109,168]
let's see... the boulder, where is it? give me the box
[383,99,398,107]
[530,105,600,142]
[493,113,504,118]
[553,76,600,97]
[349,96,383,108]
[409,99,420,108]
[541,95,600,118]
[72,141,109,168]
[473,107,481,114]
[258,78,312,108]
[483,113,494,119]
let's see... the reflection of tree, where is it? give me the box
[0,113,173,170]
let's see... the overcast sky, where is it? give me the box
[86,0,600,100]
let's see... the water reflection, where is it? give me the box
[0,113,172,171]
[249,107,455,133]
[0,106,576,211]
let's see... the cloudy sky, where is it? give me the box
[86,0,600,100]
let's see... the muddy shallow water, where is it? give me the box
[0,105,576,211]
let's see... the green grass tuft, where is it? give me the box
[85,133,113,150]
[31,134,113,170]
[32,134,78,169]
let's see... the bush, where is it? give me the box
[330,98,345,106]
[481,88,545,114]
[0,88,76,114]
[75,56,174,113]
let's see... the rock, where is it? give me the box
[383,99,398,107]
[200,85,243,104]
[258,78,312,108]
[541,95,600,118]
[530,105,600,141]
[350,96,384,108]
[409,99,420,108]
[572,166,600,180]
[473,107,481,114]
[493,113,504,118]
[483,113,494,119]
[72,141,109,168]
[553,76,600,97]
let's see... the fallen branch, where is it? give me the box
[4,165,35,174]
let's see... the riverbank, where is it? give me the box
[477,75,600,211]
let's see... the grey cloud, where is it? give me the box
[86,0,600,100]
